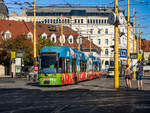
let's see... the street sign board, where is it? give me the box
[130,53,137,59]
[16,51,24,58]
[120,49,127,58]
[138,53,142,60]
[11,51,16,59]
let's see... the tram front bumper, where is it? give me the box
[39,78,62,86]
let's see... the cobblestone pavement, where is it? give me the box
[0,76,150,113]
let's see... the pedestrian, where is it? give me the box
[124,64,132,88]
[136,60,144,90]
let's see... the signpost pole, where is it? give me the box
[114,0,119,89]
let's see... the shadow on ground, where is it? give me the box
[0,87,150,113]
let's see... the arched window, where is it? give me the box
[3,30,11,40]
[41,33,47,39]
[50,34,56,43]
[27,32,33,40]
[59,34,65,43]
[68,35,74,44]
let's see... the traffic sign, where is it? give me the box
[34,66,38,71]
[130,53,137,59]
[120,49,127,58]
[138,53,142,60]
[11,51,16,59]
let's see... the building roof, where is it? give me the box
[142,40,150,52]
[0,20,101,51]
[0,0,8,16]
[26,6,124,16]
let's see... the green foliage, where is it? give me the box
[37,37,55,53]
[0,35,55,66]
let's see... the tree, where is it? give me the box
[0,35,34,66]
[0,35,55,66]
[37,37,55,54]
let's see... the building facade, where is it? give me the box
[9,6,136,70]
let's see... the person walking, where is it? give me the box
[124,64,132,88]
[136,60,144,90]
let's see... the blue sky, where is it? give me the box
[5,0,150,40]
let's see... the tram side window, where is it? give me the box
[84,61,86,72]
[94,63,97,71]
[80,61,86,72]
[80,60,83,72]
[99,64,101,71]
[72,60,76,73]
[66,59,70,73]
[59,58,65,73]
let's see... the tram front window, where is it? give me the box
[41,54,57,68]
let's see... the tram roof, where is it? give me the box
[40,46,87,60]
[40,46,74,58]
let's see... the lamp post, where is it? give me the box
[127,0,130,67]
[78,26,81,51]
[139,31,142,51]
[133,8,135,53]
[132,8,136,79]
[60,14,63,46]
[114,0,119,89]
[137,23,139,53]
[33,0,37,63]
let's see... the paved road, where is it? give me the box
[0,76,150,113]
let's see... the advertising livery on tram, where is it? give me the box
[38,46,102,86]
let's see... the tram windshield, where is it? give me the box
[41,53,57,68]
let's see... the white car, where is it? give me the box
[108,68,114,77]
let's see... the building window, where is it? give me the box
[27,32,33,40]
[68,35,74,44]
[99,19,101,24]
[96,19,98,24]
[59,34,65,43]
[90,19,92,24]
[75,19,77,24]
[105,49,109,56]
[78,19,80,24]
[3,31,11,40]
[91,39,93,43]
[105,60,109,65]
[102,20,104,24]
[87,19,89,24]
[41,33,47,39]
[98,39,101,45]
[105,39,108,45]
[90,29,93,34]
[81,19,83,24]
[5,33,11,39]
[105,28,108,34]
[104,19,107,24]
[93,19,95,24]
[98,29,101,34]
[119,38,121,44]
[50,34,56,43]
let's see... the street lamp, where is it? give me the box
[33,0,37,64]
[127,0,130,67]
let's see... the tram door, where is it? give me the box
[72,59,76,73]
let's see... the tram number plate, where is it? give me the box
[44,80,50,84]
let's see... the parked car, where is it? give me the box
[107,68,114,77]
